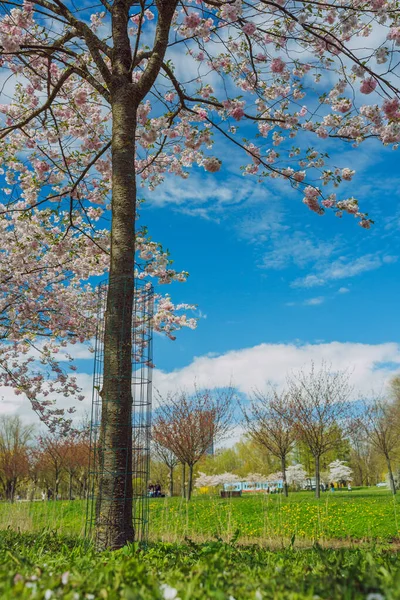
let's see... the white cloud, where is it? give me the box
[260,232,338,270]
[153,341,400,399]
[338,287,350,294]
[293,253,395,288]
[146,173,235,208]
[3,342,400,443]
[304,297,325,306]
[382,255,398,264]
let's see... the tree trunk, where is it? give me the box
[29,483,36,502]
[68,472,73,500]
[182,463,186,498]
[95,73,138,549]
[93,0,177,549]
[55,469,59,500]
[315,455,321,499]
[386,456,397,495]
[6,480,15,502]
[169,465,174,497]
[187,464,194,501]
[281,456,288,497]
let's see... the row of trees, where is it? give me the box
[0,416,90,502]
[2,368,399,503]
[194,459,353,492]
[151,367,400,499]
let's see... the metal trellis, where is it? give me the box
[85,276,154,546]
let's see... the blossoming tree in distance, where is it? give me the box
[0,0,399,548]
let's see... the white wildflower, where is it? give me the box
[160,584,179,600]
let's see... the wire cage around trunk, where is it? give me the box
[85,276,154,547]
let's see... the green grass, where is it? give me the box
[2,530,400,599]
[1,488,399,544]
[2,490,400,598]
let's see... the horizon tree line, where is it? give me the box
[2,366,400,503]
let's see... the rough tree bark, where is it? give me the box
[96,88,137,549]
[96,4,138,549]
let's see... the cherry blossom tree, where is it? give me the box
[265,471,283,482]
[1,0,399,548]
[194,471,239,489]
[328,459,353,485]
[285,464,307,490]
[246,472,268,483]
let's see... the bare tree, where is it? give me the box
[390,376,400,408]
[39,433,70,499]
[243,388,295,496]
[355,397,399,495]
[153,387,234,500]
[286,363,352,499]
[64,433,90,500]
[0,415,33,501]
[151,437,179,497]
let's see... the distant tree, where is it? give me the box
[39,433,70,499]
[328,460,353,486]
[285,464,307,490]
[286,363,353,498]
[390,376,400,407]
[243,388,295,496]
[355,397,400,495]
[349,427,382,487]
[194,472,239,490]
[64,433,90,500]
[246,472,268,484]
[234,438,278,477]
[151,436,179,497]
[153,387,234,500]
[0,415,33,501]
[27,446,45,501]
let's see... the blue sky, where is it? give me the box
[143,137,400,375]
[1,4,400,428]
[6,136,400,429]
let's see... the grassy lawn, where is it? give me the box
[1,488,399,544]
[2,530,400,599]
[1,490,400,598]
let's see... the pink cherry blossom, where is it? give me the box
[202,157,222,173]
[242,22,256,35]
[360,77,378,95]
[271,58,286,74]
